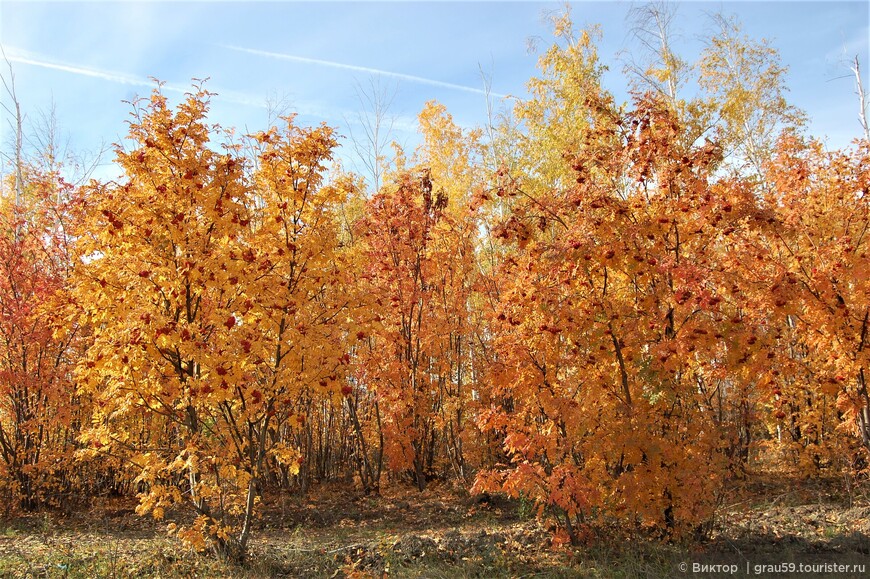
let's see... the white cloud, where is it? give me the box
[221,44,508,99]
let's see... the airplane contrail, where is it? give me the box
[222,44,508,99]
[6,50,180,91]
[3,48,266,108]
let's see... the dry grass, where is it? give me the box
[1,476,869,578]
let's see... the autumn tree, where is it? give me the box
[472,13,784,541]
[623,4,805,180]
[623,1,687,110]
[0,62,84,510]
[697,13,806,179]
[243,123,360,497]
[71,84,353,561]
[356,162,475,490]
[758,134,869,470]
[413,102,482,480]
[0,167,80,511]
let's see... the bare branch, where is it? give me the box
[344,76,398,193]
[623,1,684,106]
[1,47,25,211]
[853,56,870,142]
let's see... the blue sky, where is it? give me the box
[1,1,868,181]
